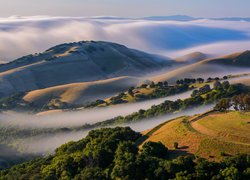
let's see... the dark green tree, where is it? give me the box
[111,141,138,180]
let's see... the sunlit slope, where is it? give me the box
[192,112,250,144]
[142,111,250,161]
[23,76,139,106]
[151,51,250,83]
[0,41,172,97]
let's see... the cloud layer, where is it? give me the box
[0,16,250,62]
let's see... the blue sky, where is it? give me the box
[0,0,250,17]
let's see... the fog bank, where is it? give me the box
[15,104,214,154]
[0,90,193,129]
[128,104,214,132]
[0,17,250,62]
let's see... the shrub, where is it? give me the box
[174,142,179,149]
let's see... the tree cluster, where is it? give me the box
[215,93,250,112]
[176,78,197,85]
[85,82,189,108]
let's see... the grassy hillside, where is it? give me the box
[192,112,250,144]
[23,76,140,109]
[0,41,173,98]
[151,50,250,83]
[142,111,250,161]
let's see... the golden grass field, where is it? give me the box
[23,76,140,106]
[192,111,250,144]
[142,111,250,161]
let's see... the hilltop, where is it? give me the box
[175,52,208,63]
[0,41,174,98]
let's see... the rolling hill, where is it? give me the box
[142,111,250,161]
[23,76,140,108]
[151,50,250,83]
[0,41,174,98]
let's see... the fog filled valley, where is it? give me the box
[0,15,250,179]
[0,90,213,153]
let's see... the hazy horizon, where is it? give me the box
[1,0,250,18]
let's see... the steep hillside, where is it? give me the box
[142,111,250,161]
[151,50,250,83]
[0,41,173,97]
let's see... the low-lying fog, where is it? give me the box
[0,90,193,129]
[14,104,214,154]
[127,104,215,132]
[1,74,250,154]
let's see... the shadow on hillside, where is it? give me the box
[136,136,194,160]
[167,149,194,160]
[178,145,189,149]
[135,135,149,146]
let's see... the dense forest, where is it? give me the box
[0,127,249,180]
